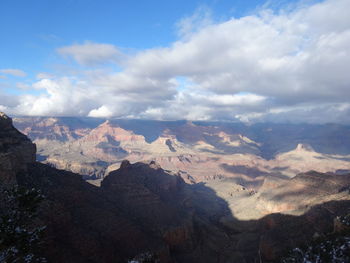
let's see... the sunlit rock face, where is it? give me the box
[0,112,36,184]
[12,117,350,185]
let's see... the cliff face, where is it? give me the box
[0,112,36,184]
[256,171,350,215]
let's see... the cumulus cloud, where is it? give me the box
[7,74,176,118]
[0,69,26,77]
[57,42,122,66]
[11,78,99,116]
[3,0,350,123]
[126,0,350,105]
[0,91,20,112]
[139,91,268,121]
[88,105,113,118]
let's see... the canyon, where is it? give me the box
[0,113,349,262]
[13,117,350,186]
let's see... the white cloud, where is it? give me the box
[0,92,19,108]
[204,93,266,106]
[3,0,350,124]
[57,42,122,66]
[13,78,99,116]
[259,102,350,124]
[0,69,26,77]
[126,0,350,106]
[88,105,113,118]
[176,6,213,39]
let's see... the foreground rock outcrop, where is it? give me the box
[0,112,36,184]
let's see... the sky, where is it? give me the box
[0,0,349,123]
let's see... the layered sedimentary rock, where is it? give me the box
[2,113,350,262]
[13,117,350,186]
[257,171,350,214]
[0,112,36,184]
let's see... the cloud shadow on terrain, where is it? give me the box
[220,164,270,178]
[12,158,350,263]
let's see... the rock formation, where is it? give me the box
[0,112,36,184]
[2,113,350,262]
[12,117,350,185]
[0,113,232,262]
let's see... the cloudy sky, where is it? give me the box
[0,0,349,123]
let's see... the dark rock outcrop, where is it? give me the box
[0,112,36,184]
[18,162,168,263]
[101,160,197,255]
[259,200,350,261]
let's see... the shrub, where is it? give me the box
[0,186,46,263]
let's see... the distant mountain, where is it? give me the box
[13,117,350,185]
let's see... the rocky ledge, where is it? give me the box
[0,112,36,184]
